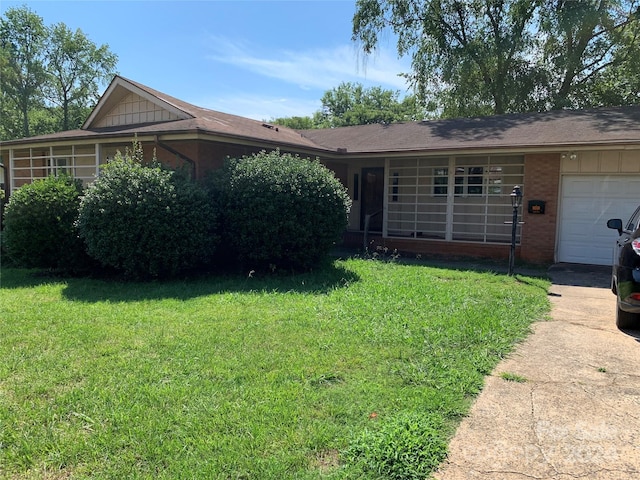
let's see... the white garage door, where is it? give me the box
[558,175,640,265]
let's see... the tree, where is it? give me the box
[352,0,640,117]
[46,23,118,131]
[540,0,640,109]
[0,6,118,139]
[316,82,424,126]
[272,82,425,129]
[0,6,48,138]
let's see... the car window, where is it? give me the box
[626,206,640,232]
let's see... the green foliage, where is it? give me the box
[76,142,218,279]
[2,174,91,271]
[316,81,425,127]
[344,413,449,479]
[270,115,318,129]
[271,82,425,129]
[353,0,640,117]
[221,150,351,271]
[45,22,118,131]
[0,5,118,139]
[0,5,48,138]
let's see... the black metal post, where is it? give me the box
[508,185,522,276]
[508,203,518,276]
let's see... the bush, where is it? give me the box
[221,150,351,271]
[76,146,219,279]
[2,175,91,272]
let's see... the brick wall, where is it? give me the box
[520,153,560,264]
[343,232,517,261]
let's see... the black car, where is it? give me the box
[607,206,640,329]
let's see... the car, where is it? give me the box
[607,206,640,329]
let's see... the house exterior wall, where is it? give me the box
[560,149,640,174]
[343,231,518,260]
[341,153,560,265]
[520,153,560,264]
[94,91,182,128]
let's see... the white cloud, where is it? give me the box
[205,35,411,93]
[197,93,322,121]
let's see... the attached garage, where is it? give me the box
[557,151,640,265]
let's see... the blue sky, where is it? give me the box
[2,0,412,121]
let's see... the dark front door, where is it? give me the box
[360,167,384,231]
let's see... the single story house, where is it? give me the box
[2,75,640,266]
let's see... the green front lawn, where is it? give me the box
[0,259,550,479]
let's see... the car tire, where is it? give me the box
[616,304,640,330]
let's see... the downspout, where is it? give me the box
[153,135,197,179]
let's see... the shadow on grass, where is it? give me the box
[1,261,361,303]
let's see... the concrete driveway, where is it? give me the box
[434,263,640,480]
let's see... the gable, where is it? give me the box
[82,76,194,130]
[93,91,184,128]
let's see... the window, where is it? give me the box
[9,145,99,190]
[433,168,448,195]
[455,167,484,195]
[487,166,504,195]
[392,172,399,201]
[50,157,68,176]
[626,207,640,232]
[388,155,524,244]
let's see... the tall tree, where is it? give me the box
[0,6,48,138]
[540,0,640,109]
[46,23,118,131]
[272,82,425,129]
[0,6,118,140]
[317,82,424,126]
[352,0,640,117]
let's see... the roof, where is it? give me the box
[0,76,323,151]
[298,106,640,154]
[2,75,640,155]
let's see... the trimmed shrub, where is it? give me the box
[2,174,91,271]
[76,149,219,279]
[221,150,351,271]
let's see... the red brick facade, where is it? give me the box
[520,153,561,264]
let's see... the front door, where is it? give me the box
[360,167,384,232]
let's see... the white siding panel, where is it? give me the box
[558,176,640,265]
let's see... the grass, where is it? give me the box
[0,258,550,479]
[499,372,528,383]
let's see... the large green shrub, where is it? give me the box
[76,147,219,279]
[2,174,91,271]
[221,150,351,271]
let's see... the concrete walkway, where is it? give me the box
[434,263,640,480]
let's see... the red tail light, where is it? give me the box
[633,239,640,256]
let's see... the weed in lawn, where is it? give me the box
[500,372,528,383]
[343,412,450,479]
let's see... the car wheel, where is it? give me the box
[616,304,640,330]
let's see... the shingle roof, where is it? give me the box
[0,75,323,151]
[298,106,640,154]
[2,75,639,155]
